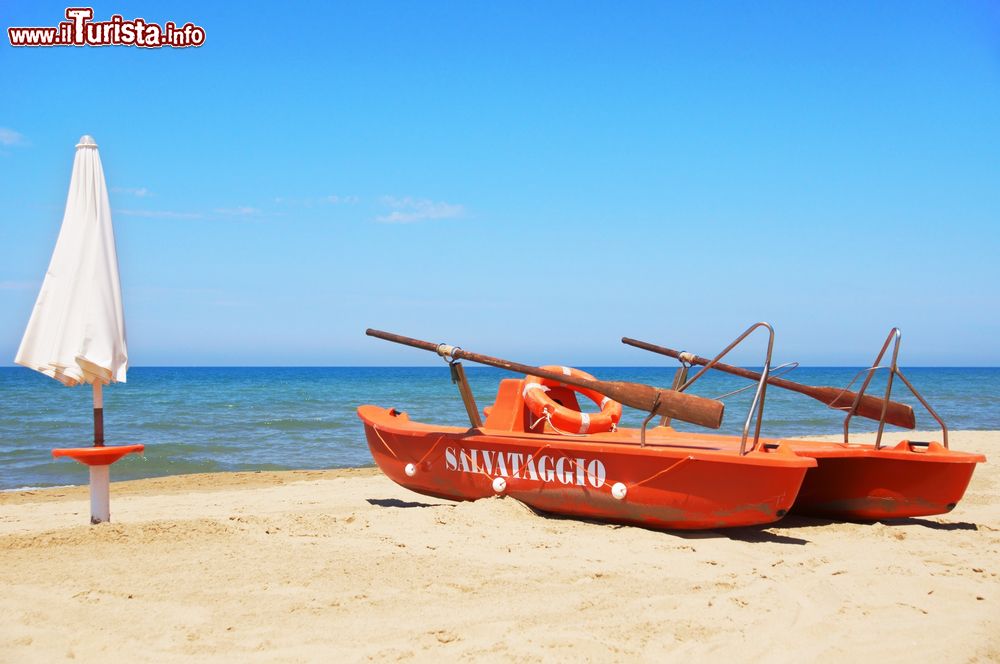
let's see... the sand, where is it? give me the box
[0,430,996,663]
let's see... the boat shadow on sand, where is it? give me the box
[705,514,979,545]
[364,497,980,546]
[366,497,443,509]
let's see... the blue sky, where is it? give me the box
[1,1,998,366]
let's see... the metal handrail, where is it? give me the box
[842,328,949,449]
[712,362,799,400]
[675,322,776,455]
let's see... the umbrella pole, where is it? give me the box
[93,381,104,446]
[90,465,110,524]
[90,381,110,523]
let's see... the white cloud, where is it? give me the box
[112,186,153,198]
[116,208,206,220]
[213,206,261,217]
[0,128,25,146]
[116,205,266,221]
[273,195,360,206]
[376,196,466,223]
[0,280,37,291]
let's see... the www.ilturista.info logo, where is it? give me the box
[8,7,205,48]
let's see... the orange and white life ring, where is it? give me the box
[522,366,623,434]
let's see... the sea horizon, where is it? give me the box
[10,365,995,369]
[2,365,997,491]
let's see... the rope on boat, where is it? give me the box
[520,443,552,476]
[371,425,400,459]
[380,422,697,499]
[520,443,690,493]
[489,438,706,500]
[530,407,616,437]
[513,443,601,496]
[415,435,448,467]
[632,456,692,488]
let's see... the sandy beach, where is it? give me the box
[1,430,996,663]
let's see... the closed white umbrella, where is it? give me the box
[15,135,142,523]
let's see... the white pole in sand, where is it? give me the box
[90,381,111,524]
[90,465,111,524]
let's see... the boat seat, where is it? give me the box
[483,378,582,433]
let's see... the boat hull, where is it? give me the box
[648,430,985,520]
[358,405,814,531]
[786,440,984,520]
[658,429,986,521]
[357,375,984,528]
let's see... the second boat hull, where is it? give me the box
[787,440,983,520]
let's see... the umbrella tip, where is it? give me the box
[76,135,98,149]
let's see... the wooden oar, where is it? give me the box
[621,337,916,429]
[367,329,725,429]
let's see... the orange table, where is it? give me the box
[51,444,144,524]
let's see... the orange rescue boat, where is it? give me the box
[359,329,815,531]
[358,378,814,530]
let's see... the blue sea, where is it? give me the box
[1,366,997,490]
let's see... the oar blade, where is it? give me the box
[601,381,724,429]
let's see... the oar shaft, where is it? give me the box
[621,337,916,430]
[622,338,799,390]
[367,329,725,429]
[366,329,602,388]
[93,381,104,447]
